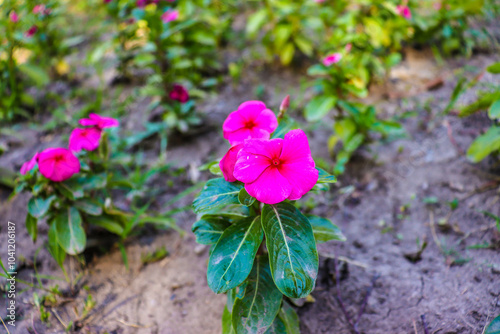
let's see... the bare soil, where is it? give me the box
[1,50,500,334]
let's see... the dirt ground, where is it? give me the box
[1,50,500,334]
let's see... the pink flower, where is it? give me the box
[69,127,102,152]
[220,144,244,182]
[233,129,318,204]
[136,0,147,7]
[104,0,112,3]
[162,9,178,23]
[20,153,39,175]
[33,5,45,13]
[314,0,325,2]
[322,53,342,66]
[396,5,412,19]
[345,43,352,53]
[223,101,278,146]
[79,113,119,129]
[169,84,189,103]
[25,25,38,38]
[9,11,19,23]
[37,148,80,182]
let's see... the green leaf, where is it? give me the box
[18,64,50,86]
[192,217,231,245]
[274,24,293,50]
[486,62,500,74]
[489,100,500,120]
[193,178,243,215]
[280,43,295,66]
[459,92,500,117]
[48,223,66,269]
[316,168,337,184]
[232,256,283,334]
[86,215,125,236]
[238,188,256,207]
[279,301,300,334]
[54,207,86,255]
[294,36,313,56]
[467,127,500,162]
[307,215,346,243]
[304,96,337,122]
[264,316,287,334]
[485,315,500,334]
[28,196,55,218]
[222,305,236,334]
[208,216,264,294]
[262,203,319,298]
[26,213,38,243]
[74,198,103,216]
[246,9,268,38]
[56,180,84,200]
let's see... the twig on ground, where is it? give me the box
[333,255,355,328]
[52,309,68,329]
[444,120,463,155]
[421,314,429,334]
[428,211,442,253]
[321,254,369,269]
[354,273,380,332]
[413,319,418,334]
[0,317,11,334]
[462,181,500,201]
[31,314,39,334]
[115,318,151,328]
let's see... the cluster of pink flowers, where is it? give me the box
[136,0,175,8]
[322,43,352,67]
[219,101,318,204]
[169,84,189,103]
[20,114,119,182]
[8,5,49,38]
[396,5,412,19]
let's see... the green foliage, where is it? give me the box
[485,315,500,334]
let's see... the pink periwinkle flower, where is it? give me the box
[396,5,412,19]
[136,0,147,7]
[9,11,19,23]
[169,84,189,103]
[20,153,39,175]
[104,0,113,3]
[322,53,342,66]
[223,101,278,146]
[233,129,318,204]
[69,127,102,152]
[26,148,80,182]
[25,25,38,38]
[345,43,352,53]
[79,113,119,130]
[220,144,244,182]
[162,9,178,23]
[33,4,45,14]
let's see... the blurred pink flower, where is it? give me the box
[220,144,244,182]
[223,101,278,146]
[396,5,412,19]
[79,113,119,130]
[103,0,113,3]
[9,11,19,23]
[233,129,318,204]
[169,84,189,103]
[25,25,38,38]
[69,127,102,152]
[37,148,80,182]
[345,43,352,52]
[136,0,147,7]
[279,95,290,114]
[314,0,326,2]
[20,153,39,175]
[162,9,178,23]
[33,5,45,13]
[322,53,342,66]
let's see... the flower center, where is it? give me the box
[244,120,256,129]
[53,154,64,162]
[272,158,281,166]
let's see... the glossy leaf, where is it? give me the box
[28,196,55,218]
[223,305,236,334]
[26,213,38,243]
[485,315,500,334]
[238,188,256,207]
[262,203,318,298]
[86,214,125,236]
[264,316,287,334]
[307,215,346,243]
[489,100,500,120]
[467,127,500,162]
[48,223,66,269]
[246,9,268,38]
[74,198,103,216]
[486,62,500,74]
[316,168,337,184]
[54,207,86,255]
[193,178,243,215]
[56,180,84,200]
[232,256,283,334]
[304,96,337,122]
[279,301,300,334]
[192,217,231,245]
[208,216,263,294]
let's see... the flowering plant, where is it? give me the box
[13,113,177,275]
[192,99,345,332]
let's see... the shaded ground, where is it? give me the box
[1,51,500,334]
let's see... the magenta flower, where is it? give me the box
[33,5,45,13]
[322,53,342,66]
[20,153,39,175]
[9,11,19,23]
[222,101,278,146]
[162,9,178,23]
[345,43,352,53]
[169,84,189,103]
[25,25,38,38]
[136,0,147,7]
[103,0,112,3]
[233,129,318,204]
[396,5,412,19]
[219,144,244,182]
[69,127,102,152]
[79,113,119,130]
[36,148,80,182]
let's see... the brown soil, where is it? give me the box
[1,51,500,334]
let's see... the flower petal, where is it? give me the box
[69,128,102,152]
[254,108,278,133]
[38,148,80,182]
[219,144,243,182]
[20,153,38,175]
[279,129,315,165]
[237,101,266,121]
[222,110,246,133]
[245,167,292,204]
[280,163,318,200]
